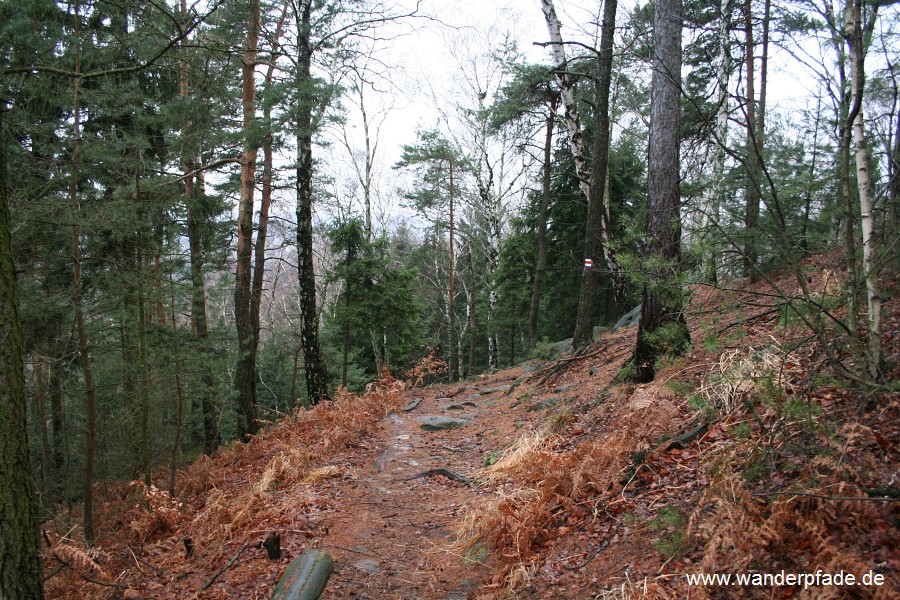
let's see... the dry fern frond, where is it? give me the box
[52,543,112,581]
[479,431,557,482]
[253,448,310,492]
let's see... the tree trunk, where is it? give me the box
[168,276,185,497]
[705,0,733,283]
[181,0,219,454]
[466,247,477,376]
[757,0,769,153]
[68,54,98,545]
[572,0,623,350]
[0,111,45,599]
[485,207,501,373]
[34,356,53,496]
[136,232,152,488]
[844,0,882,380]
[528,100,556,349]
[800,96,821,253]
[890,92,900,232]
[296,0,329,403]
[234,0,261,437]
[290,344,302,408]
[742,0,760,280]
[631,0,689,384]
[838,40,862,353]
[251,1,287,395]
[543,0,627,349]
[447,161,459,382]
[49,357,67,499]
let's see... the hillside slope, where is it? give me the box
[43,254,899,599]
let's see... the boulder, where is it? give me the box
[611,304,641,332]
[547,338,572,356]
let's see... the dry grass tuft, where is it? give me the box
[302,465,343,484]
[593,574,650,599]
[700,344,794,413]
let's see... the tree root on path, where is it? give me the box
[398,468,475,485]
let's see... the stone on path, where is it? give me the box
[531,397,560,412]
[479,384,511,395]
[401,398,422,413]
[354,558,382,575]
[416,416,473,431]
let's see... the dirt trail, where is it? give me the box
[312,369,526,599]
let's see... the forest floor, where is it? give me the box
[44,252,900,599]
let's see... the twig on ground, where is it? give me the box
[199,541,250,591]
[753,490,899,502]
[566,541,608,570]
[49,553,129,590]
[41,564,65,583]
[127,546,167,576]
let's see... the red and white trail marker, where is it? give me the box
[584,258,593,268]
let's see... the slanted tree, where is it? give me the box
[629,0,690,383]
[540,0,628,351]
[572,0,624,351]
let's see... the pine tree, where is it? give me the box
[629,0,690,383]
[0,110,45,600]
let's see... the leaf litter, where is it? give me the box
[43,253,899,598]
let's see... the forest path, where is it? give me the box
[313,368,527,599]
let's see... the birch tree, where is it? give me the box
[539,0,628,351]
[843,0,883,379]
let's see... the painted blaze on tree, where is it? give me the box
[627,0,690,384]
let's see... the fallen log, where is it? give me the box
[270,549,333,600]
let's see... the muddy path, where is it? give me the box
[311,369,527,599]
